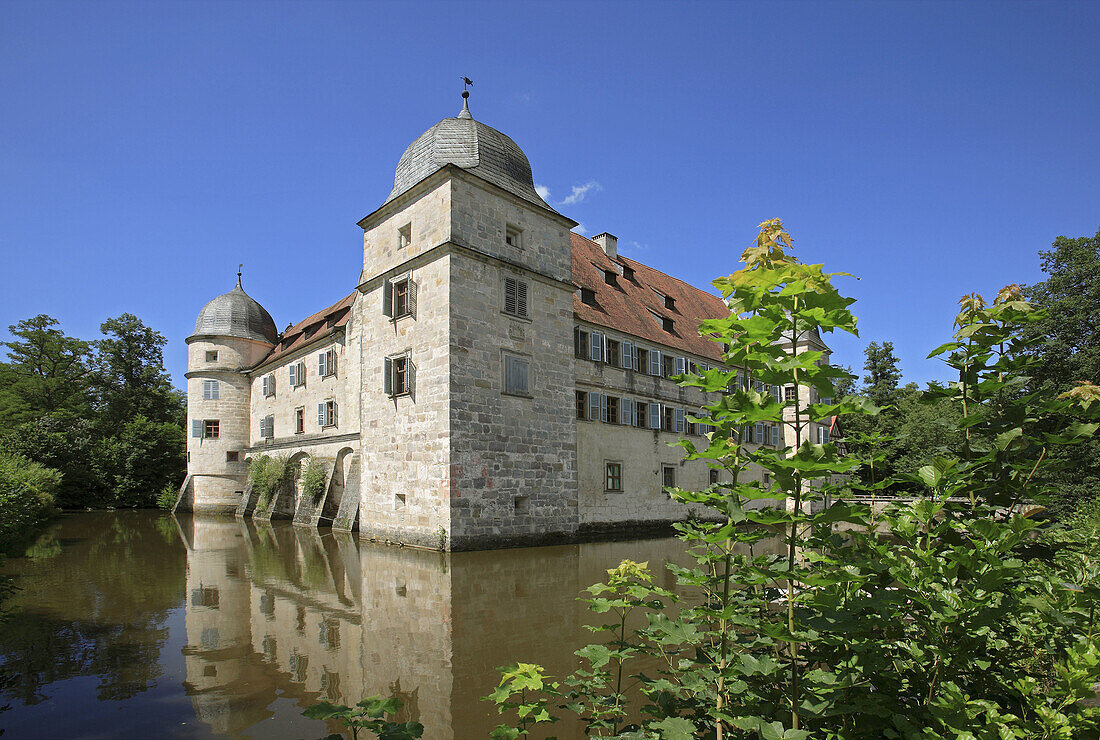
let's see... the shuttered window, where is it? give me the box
[202,380,219,400]
[648,402,660,429]
[191,419,203,438]
[318,349,337,378]
[503,277,528,318]
[771,425,781,447]
[289,362,305,387]
[606,396,619,424]
[621,341,633,370]
[259,416,273,439]
[590,332,604,362]
[674,408,685,434]
[384,353,414,397]
[649,349,662,376]
[503,354,530,396]
[262,374,275,397]
[203,420,220,439]
[589,392,602,422]
[318,400,338,428]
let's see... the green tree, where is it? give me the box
[860,341,901,408]
[95,416,186,508]
[0,315,91,426]
[91,314,184,428]
[0,413,102,508]
[1024,227,1100,514]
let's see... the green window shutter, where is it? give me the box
[384,357,392,396]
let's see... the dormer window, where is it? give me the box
[397,223,411,249]
[621,264,635,281]
[664,295,675,310]
[662,316,674,332]
[603,269,618,286]
[505,224,522,249]
[580,288,597,307]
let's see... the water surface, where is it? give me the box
[0,512,696,738]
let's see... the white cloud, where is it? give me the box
[535,184,551,200]
[559,180,601,206]
[573,223,588,235]
[623,240,649,253]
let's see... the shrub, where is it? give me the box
[301,456,328,500]
[0,451,60,552]
[155,482,179,511]
[487,221,1100,738]
[249,454,292,513]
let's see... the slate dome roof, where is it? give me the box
[190,279,279,344]
[385,99,555,212]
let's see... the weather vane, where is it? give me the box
[462,76,473,99]
[237,263,242,280]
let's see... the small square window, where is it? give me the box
[784,386,797,402]
[205,350,218,362]
[226,451,239,463]
[398,223,411,249]
[662,465,676,489]
[203,420,220,439]
[503,353,530,396]
[505,225,522,249]
[605,462,623,492]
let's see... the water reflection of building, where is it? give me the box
[178,513,702,738]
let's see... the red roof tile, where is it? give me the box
[253,292,356,371]
[571,233,729,362]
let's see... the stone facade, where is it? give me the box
[180,102,833,549]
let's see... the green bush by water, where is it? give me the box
[0,451,60,552]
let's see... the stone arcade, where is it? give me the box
[176,95,834,550]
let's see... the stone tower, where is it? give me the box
[182,277,278,513]
[354,95,580,549]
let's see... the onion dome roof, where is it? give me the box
[190,278,278,344]
[385,98,555,212]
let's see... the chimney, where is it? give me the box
[592,232,618,259]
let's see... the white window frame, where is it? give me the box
[202,379,220,400]
[318,399,338,429]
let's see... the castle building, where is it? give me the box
[178,94,833,550]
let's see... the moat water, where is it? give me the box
[0,511,704,738]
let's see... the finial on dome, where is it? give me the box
[459,76,473,119]
[236,263,243,288]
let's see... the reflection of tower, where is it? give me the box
[178,513,736,737]
[179,515,274,734]
[182,276,278,513]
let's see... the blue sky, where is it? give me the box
[1,0,1097,388]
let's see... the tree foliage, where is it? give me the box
[0,313,185,509]
[860,341,900,408]
[487,220,1100,738]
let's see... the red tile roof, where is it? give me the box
[571,233,729,362]
[252,292,356,371]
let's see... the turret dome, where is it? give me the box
[385,99,555,212]
[190,278,278,344]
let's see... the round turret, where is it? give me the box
[183,277,278,514]
[385,98,555,212]
[190,278,279,344]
